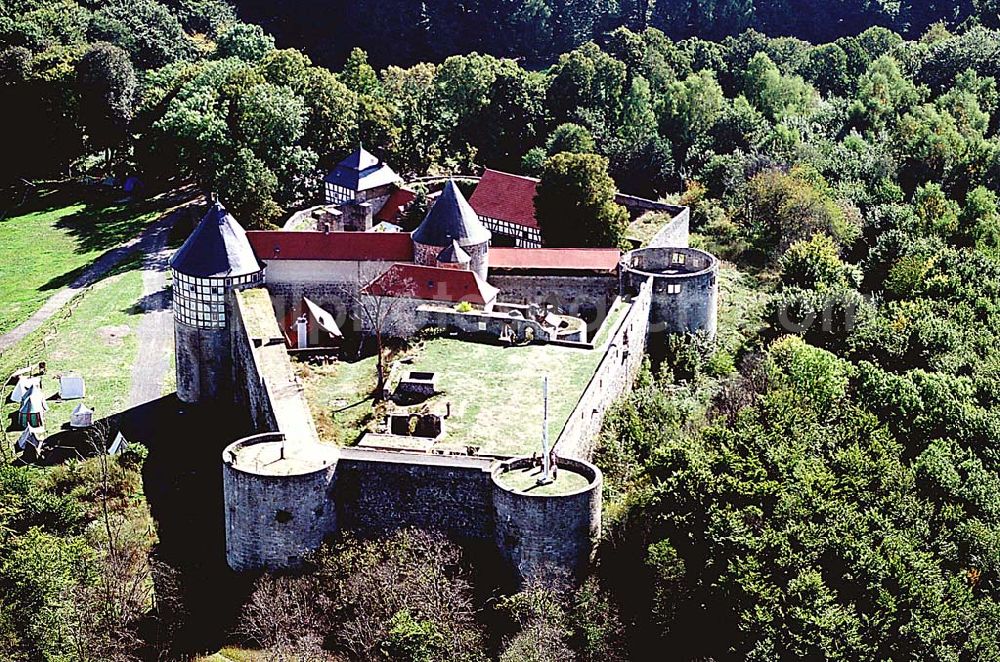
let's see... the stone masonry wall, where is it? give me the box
[645,206,690,248]
[334,448,496,542]
[224,439,338,571]
[555,280,652,460]
[489,273,619,331]
[623,247,719,341]
[231,293,279,432]
[262,259,398,337]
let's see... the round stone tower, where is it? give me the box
[622,246,719,341]
[412,180,491,281]
[222,433,339,571]
[170,202,264,404]
[492,457,603,588]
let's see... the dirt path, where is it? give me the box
[127,214,178,407]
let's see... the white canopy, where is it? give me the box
[59,374,85,400]
[10,376,40,403]
[108,431,128,455]
[304,297,343,338]
[16,426,44,451]
[70,403,94,428]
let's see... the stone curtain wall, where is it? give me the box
[488,273,619,330]
[231,292,279,433]
[555,281,652,460]
[645,206,690,249]
[334,448,496,542]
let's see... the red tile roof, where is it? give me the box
[489,248,621,272]
[375,188,416,223]
[361,263,498,305]
[468,169,540,229]
[247,231,414,262]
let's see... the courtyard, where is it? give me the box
[297,319,624,457]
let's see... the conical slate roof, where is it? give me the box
[436,240,471,264]
[170,203,264,279]
[323,146,400,191]
[412,180,491,247]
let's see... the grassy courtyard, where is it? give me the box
[0,187,169,336]
[300,333,608,456]
[0,260,145,449]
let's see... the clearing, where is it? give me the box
[0,187,179,336]
[1,260,146,447]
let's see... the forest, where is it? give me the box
[5,0,1000,659]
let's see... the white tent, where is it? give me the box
[59,373,85,400]
[108,431,128,455]
[16,426,44,452]
[70,403,94,428]
[18,385,48,428]
[10,376,40,403]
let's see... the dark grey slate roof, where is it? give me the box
[436,239,471,264]
[323,146,400,191]
[412,180,492,247]
[170,203,264,278]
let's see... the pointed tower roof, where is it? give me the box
[323,146,400,191]
[170,203,264,279]
[412,180,492,247]
[437,239,471,264]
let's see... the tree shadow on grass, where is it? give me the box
[0,185,85,223]
[123,289,172,316]
[39,249,145,292]
[54,196,164,255]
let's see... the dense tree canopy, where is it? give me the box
[535,152,630,248]
[8,1,1000,659]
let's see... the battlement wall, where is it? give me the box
[334,448,496,542]
[555,280,651,460]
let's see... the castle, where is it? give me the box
[170,148,720,586]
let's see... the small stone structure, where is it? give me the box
[396,371,438,398]
[387,411,444,438]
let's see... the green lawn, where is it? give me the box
[297,356,378,446]
[0,188,168,336]
[0,261,144,448]
[301,335,605,456]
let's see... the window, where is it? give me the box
[672,252,686,265]
[665,283,682,294]
[171,270,265,329]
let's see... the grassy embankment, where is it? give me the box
[0,188,166,336]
